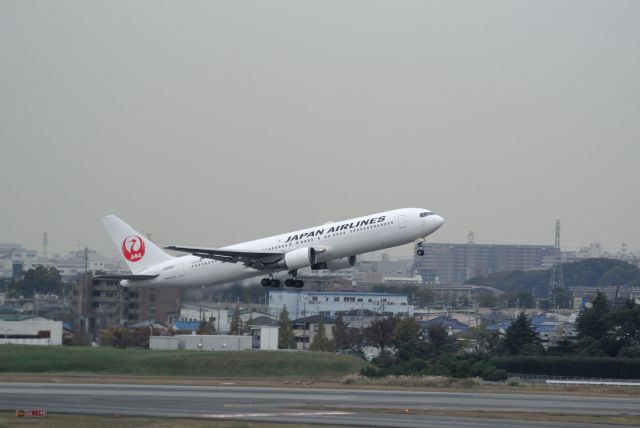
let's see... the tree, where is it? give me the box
[464,327,500,353]
[363,317,396,350]
[394,317,433,361]
[99,327,151,349]
[466,259,640,298]
[229,305,242,335]
[278,307,296,349]
[426,324,449,349]
[197,316,217,335]
[501,311,541,355]
[476,291,498,307]
[333,314,349,350]
[244,313,253,334]
[310,317,334,352]
[600,299,640,357]
[345,327,364,352]
[19,265,63,297]
[394,317,421,346]
[412,288,435,307]
[576,292,610,340]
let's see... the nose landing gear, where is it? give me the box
[416,240,425,256]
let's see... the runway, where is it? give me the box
[1,382,639,427]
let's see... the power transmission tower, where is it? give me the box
[467,231,475,244]
[549,219,564,305]
[42,231,48,259]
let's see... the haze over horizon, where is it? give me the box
[1,1,639,258]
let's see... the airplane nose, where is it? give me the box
[432,215,444,230]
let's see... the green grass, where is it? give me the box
[0,345,368,379]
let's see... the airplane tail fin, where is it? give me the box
[102,215,174,274]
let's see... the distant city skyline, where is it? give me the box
[2,232,636,263]
[2,2,638,256]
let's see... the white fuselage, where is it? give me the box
[122,208,443,288]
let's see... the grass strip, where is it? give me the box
[0,345,367,379]
[304,407,640,426]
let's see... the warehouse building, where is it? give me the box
[0,316,63,345]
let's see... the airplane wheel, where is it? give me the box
[285,279,294,287]
[417,249,425,256]
[270,279,281,288]
[294,280,304,288]
[261,278,270,287]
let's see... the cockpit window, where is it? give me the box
[420,211,433,217]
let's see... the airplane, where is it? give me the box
[97,208,444,288]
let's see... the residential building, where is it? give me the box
[292,314,335,350]
[71,273,180,336]
[415,243,557,284]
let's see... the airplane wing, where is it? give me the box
[93,274,159,281]
[165,245,284,270]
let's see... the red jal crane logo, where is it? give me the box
[122,235,146,262]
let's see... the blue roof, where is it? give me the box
[173,321,199,330]
[485,322,512,331]
[535,324,558,333]
[530,315,549,324]
[419,316,470,331]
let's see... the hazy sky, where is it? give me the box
[1,1,639,259]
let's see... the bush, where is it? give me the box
[493,356,640,379]
[342,375,481,388]
[481,366,496,381]
[454,360,471,378]
[492,369,509,381]
[469,361,487,378]
[506,377,522,386]
[619,345,640,358]
[425,364,451,377]
[360,366,383,378]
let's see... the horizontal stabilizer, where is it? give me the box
[93,274,159,281]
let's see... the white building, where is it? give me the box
[269,290,413,318]
[0,317,63,345]
[249,325,279,350]
[150,334,251,351]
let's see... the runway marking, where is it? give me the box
[204,411,354,419]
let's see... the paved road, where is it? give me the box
[1,383,639,427]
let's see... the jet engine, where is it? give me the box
[282,247,317,270]
[311,255,356,271]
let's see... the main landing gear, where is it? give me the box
[261,273,304,288]
[285,270,304,288]
[416,240,425,256]
[261,275,280,288]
